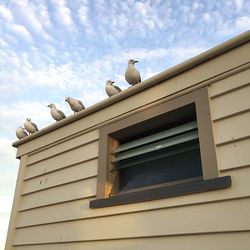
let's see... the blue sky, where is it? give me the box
[0,0,249,248]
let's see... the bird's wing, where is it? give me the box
[77,100,85,108]
[136,69,141,82]
[31,122,38,131]
[138,75,141,82]
[114,85,122,92]
[58,110,66,118]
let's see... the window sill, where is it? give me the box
[90,176,231,208]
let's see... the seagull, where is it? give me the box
[65,97,85,113]
[16,126,28,139]
[105,80,122,97]
[125,59,141,86]
[48,103,66,121]
[24,118,39,134]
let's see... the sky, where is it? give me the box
[0,0,249,248]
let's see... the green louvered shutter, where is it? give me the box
[111,120,203,192]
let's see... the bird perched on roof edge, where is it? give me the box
[125,59,141,86]
[105,80,122,97]
[16,126,28,139]
[65,97,85,113]
[48,103,66,121]
[24,118,39,134]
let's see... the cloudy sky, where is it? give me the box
[0,0,249,248]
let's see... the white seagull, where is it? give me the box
[105,80,122,97]
[48,103,66,121]
[125,59,141,86]
[16,126,28,139]
[24,118,39,134]
[65,97,85,113]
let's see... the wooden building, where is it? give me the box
[6,31,250,249]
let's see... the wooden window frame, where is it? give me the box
[90,87,231,208]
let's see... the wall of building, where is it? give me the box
[6,37,250,249]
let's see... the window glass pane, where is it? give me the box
[119,140,203,192]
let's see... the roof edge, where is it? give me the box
[13,30,250,148]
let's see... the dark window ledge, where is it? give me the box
[90,176,231,208]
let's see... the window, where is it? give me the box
[90,87,231,208]
[112,119,202,194]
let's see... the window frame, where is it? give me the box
[90,87,231,208]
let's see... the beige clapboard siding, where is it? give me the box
[209,71,250,171]
[15,42,250,158]
[209,68,250,99]
[217,138,250,171]
[12,232,250,250]
[24,141,98,180]
[213,111,250,145]
[22,159,98,195]
[27,129,99,165]
[20,177,97,211]
[13,198,250,245]
[16,166,250,228]
[210,84,250,121]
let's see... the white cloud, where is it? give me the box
[134,1,164,30]
[0,138,17,169]
[0,5,36,44]
[52,0,73,27]
[14,4,51,40]
[234,0,244,11]
[169,47,206,59]
[235,16,250,29]
[36,1,52,28]
[78,1,94,35]
[1,33,18,47]
[7,23,33,43]
[92,1,166,42]
[0,38,9,48]
[192,1,200,11]
[78,2,88,24]
[0,215,10,250]
[0,196,13,214]
[98,46,205,65]
[0,48,80,92]
[203,12,211,23]
[0,196,14,250]
[15,0,28,7]
[0,5,13,22]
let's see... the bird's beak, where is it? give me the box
[134,60,138,64]
[47,104,50,107]
[112,81,115,83]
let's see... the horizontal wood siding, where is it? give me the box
[20,178,97,210]
[25,140,98,180]
[209,68,250,98]
[210,68,250,171]
[210,84,249,121]
[213,111,250,145]
[27,130,99,165]
[12,232,250,250]
[18,132,99,214]
[22,159,97,195]
[16,166,250,228]
[13,198,250,245]
[217,139,250,171]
